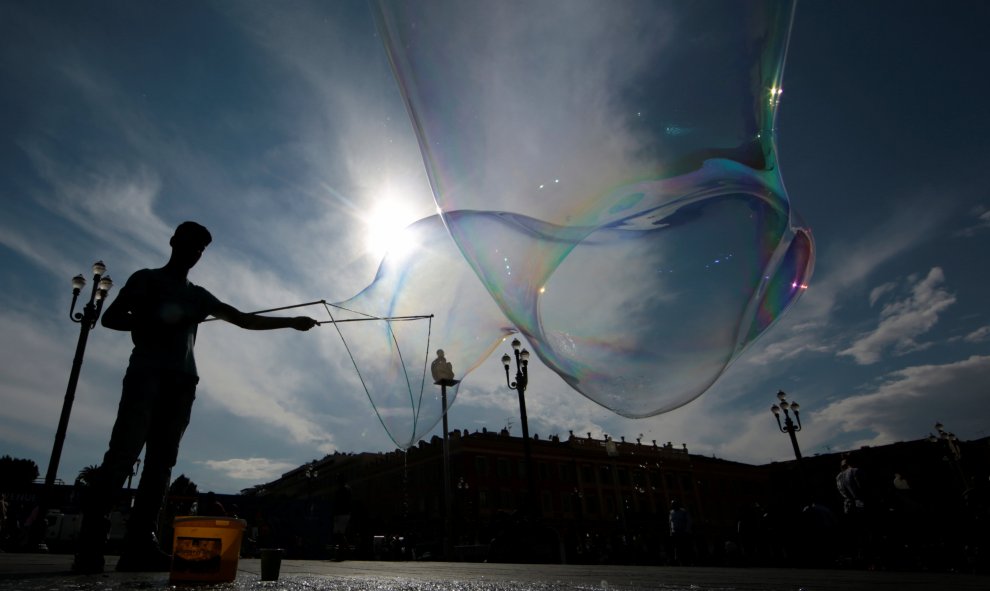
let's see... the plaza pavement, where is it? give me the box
[0,553,987,590]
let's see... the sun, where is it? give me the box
[363,192,421,261]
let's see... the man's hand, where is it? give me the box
[214,303,318,331]
[292,316,319,331]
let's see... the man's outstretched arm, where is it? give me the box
[212,302,317,331]
[101,286,136,331]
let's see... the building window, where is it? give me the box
[541,491,553,514]
[562,492,573,514]
[517,460,527,479]
[496,458,510,479]
[559,463,575,483]
[580,464,593,483]
[499,489,513,509]
[475,455,489,476]
[585,494,599,514]
[539,462,551,481]
[478,489,489,509]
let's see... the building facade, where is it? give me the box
[253,428,770,563]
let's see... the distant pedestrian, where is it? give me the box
[0,494,8,548]
[836,457,866,514]
[668,499,693,565]
[835,455,873,566]
[202,492,227,517]
[736,501,766,564]
[330,475,353,560]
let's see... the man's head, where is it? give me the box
[169,221,212,270]
[172,221,212,248]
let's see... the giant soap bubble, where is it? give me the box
[326,215,515,449]
[351,0,813,441]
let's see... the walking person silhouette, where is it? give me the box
[72,221,317,574]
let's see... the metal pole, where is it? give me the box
[785,416,803,461]
[44,318,92,491]
[442,383,451,559]
[502,341,538,517]
[771,392,805,505]
[516,378,537,512]
[435,377,459,559]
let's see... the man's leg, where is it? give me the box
[117,373,195,571]
[73,372,155,573]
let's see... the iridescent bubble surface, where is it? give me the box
[353,0,814,439]
[329,216,514,449]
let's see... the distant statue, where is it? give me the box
[431,349,455,382]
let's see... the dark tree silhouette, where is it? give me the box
[0,455,39,488]
[169,474,198,498]
[75,465,101,487]
[166,474,199,517]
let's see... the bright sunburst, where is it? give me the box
[363,190,420,261]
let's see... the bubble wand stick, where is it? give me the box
[203,299,432,324]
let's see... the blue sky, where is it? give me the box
[2,1,989,494]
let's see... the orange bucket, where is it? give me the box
[169,516,247,584]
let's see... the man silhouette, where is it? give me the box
[72,221,317,573]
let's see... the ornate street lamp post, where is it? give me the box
[35,261,113,548]
[501,338,537,514]
[770,390,803,461]
[770,390,807,504]
[45,262,114,489]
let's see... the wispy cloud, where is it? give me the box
[954,204,990,238]
[962,325,990,343]
[839,267,955,365]
[868,282,896,307]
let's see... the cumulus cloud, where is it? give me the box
[197,457,300,482]
[688,355,990,464]
[814,355,990,445]
[838,267,955,365]
[734,198,946,370]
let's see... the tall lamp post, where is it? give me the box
[770,390,806,504]
[432,349,459,559]
[36,261,113,548]
[46,262,114,489]
[501,338,537,515]
[770,390,803,461]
